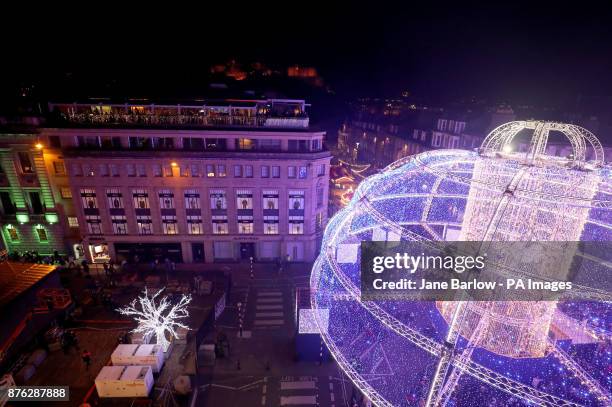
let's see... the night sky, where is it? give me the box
[2,4,612,109]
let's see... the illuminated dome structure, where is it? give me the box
[311,121,611,406]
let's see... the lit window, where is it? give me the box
[207,164,215,177]
[261,166,269,178]
[18,152,34,174]
[159,190,175,209]
[132,189,150,209]
[289,190,305,211]
[289,216,304,234]
[106,188,124,209]
[53,161,66,175]
[187,215,203,234]
[111,215,128,234]
[238,216,253,234]
[298,166,307,179]
[60,187,72,199]
[86,215,102,234]
[80,189,98,209]
[264,216,279,235]
[262,190,279,210]
[35,227,48,241]
[5,225,19,241]
[236,190,253,210]
[162,215,178,234]
[210,190,226,210]
[136,216,153,235]
[185,190,201,209]
[212,215,228,234]
[217,165,226,177]
[288,166,296,178]
[180,166,190,177]
[67,216,79,228]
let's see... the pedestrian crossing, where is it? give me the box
[254,290,285,329]
[278,378,319,406]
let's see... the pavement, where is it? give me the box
[195,265,353,407]
[15,261,357,407]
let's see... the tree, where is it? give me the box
[118,288,191,351]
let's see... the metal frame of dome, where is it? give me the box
[310,122,612,407]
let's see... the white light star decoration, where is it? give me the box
[118,288,192,352]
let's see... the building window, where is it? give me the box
[191,164,200,177]
[264,216,279,234]
[298,166,307,179]
[233,165,242,177]
[185,190,201,209]
[126,164,136,177]
[72,164,83,177]
[237,138,255,150]
[53,161,66,175]
[152,164,162,177]
[136,216,153,235]
[111,215,128,234]
[180,166,190,177]
[80,188,98,209]
[212,215,228,234]
[289,190,305,211]
[288,166,296,178]
[187,215,203,234]
[289,216,304,234]
[137,164,147,177]
[84,164,95,177]
[163,165,173,177]
[245,165,253,178]
[110,164,120,177]
[162,215,178,234]
[99,164,109,177]
[132,189,150,209]
[217,165,226,177]
[159,190,175,209]
[86,215,102,234]
[5,225,19,241]
[210,189,227,210]
[316,212,324,232]
[317,164,325,176]
[60,187,72,199]
[67,216,79,228]
[316,186,324,207]
[18,152,34,173]
[207,164,215,177]
[238,216,253,234]
[106,188,124,209]
[35,226,48,242]
[311,139,322,151]
[262,190,279,210]
[236,190,253,210]
[272,166,280,178]
[261,166,269,178]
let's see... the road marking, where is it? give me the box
[257,305,283,310]
[280,395,317,405]
[280,381,316,390]
[256,312,284,318]
[258,291,282,297]
[257,298,283,303]
[254,319,284,326]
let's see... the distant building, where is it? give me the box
[31,99,331,264]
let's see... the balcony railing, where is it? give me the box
[53,112,309,129]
